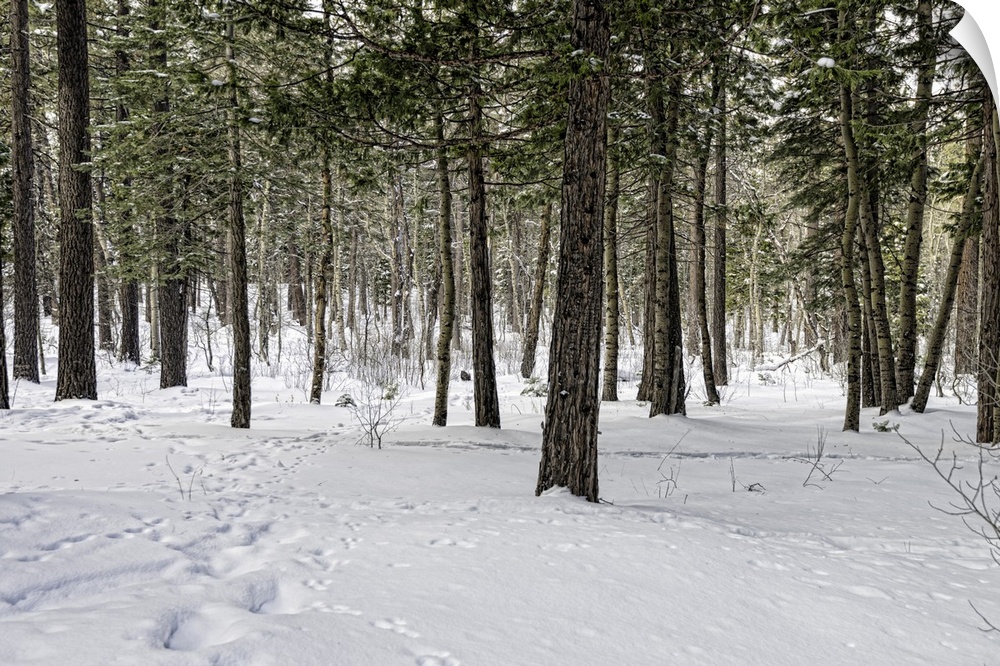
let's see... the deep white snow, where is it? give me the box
[1,333,999,665]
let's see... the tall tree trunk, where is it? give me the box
[692,65,723,406]
[55,0,97,401]
[433,114,456,427]
[310,151,334,404]
[636,178,656,402]
[913,146,984,413]
[601,124,620,402]
[520,203,552,378]
[649,78,686,417]
[536,0,609,503]
[468,78,501,428]
[93,178,115,353]
[955,233,979,375]
[711,67,729,387]
[858,112,898,414]
[896,0,936,401]
[977,97,1000,444]
[11,0,40,383]
[839,72,863,432]
[227,20,251,429]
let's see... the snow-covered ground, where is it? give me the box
[2,339,999,665]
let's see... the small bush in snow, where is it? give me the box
[520,377,548,397]
[872,420,900,433]
[335,393,356,408]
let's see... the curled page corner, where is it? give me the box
[952,3,998,103]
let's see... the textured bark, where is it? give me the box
[520,203,552,379]
[711,70,729,387]
[433,117,456,427]
[692,66,723,406]
[858,90,898,415]
[309,152,334,405]
[536,0,609,502]
[636,179,656,402]
[11,0,40,383]
[227,22,251,429]
[93,180,115,353]
[955,233,979,374]
[150,3,187,390]
[839,74,863,432]
[287,242,308,326]
[55,0,97,401]
[601,124,620,402]
[649,79,686,418]
[913,148,984,413]
[468,80,500,428]
[896,0,936,402]
[978,99,1000,444]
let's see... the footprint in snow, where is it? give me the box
[414,650,460,666]
[374,618,420,638]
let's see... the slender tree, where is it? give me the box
[11,0,40,383]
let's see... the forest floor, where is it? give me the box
[1,341,999,665]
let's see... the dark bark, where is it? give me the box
[649,78,686,417]
[55,0,97,401]
[896,0,936,401]
[11,0,40,383]
[978,98,1000,444]
[310,151,334,404]
[433,114,456,427]
[711,69,729,387]
[287,242,308,326]
[692,66,723,406]
[468,80,500,428]
[536,0,609,502]
[955,233,979,375]
[227,22,251,429]
[520,203,552,379]
[839,73,862,432]
[636,178,656,402]
[913,147,984,413]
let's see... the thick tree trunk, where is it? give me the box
[520,203,552,379]
[227,22,251,429]
[601,124,620,402]
[536,0,609,502]
[896,0,936,402]
[433,116,456,427]
[468,84,500,428]
[55,0,97,401]
[977,98,1000,444]
[11,0,40,383]
[913,147,984,413]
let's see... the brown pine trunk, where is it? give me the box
[55,0,97,401]
[11,0,40,383]
[636,178,656,402]
[227,21,251,429]
[955,233,979,375]
[977,98,1000,444]
[468,82,500,428]
[536,0,609,502]
[650,78,686,418]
